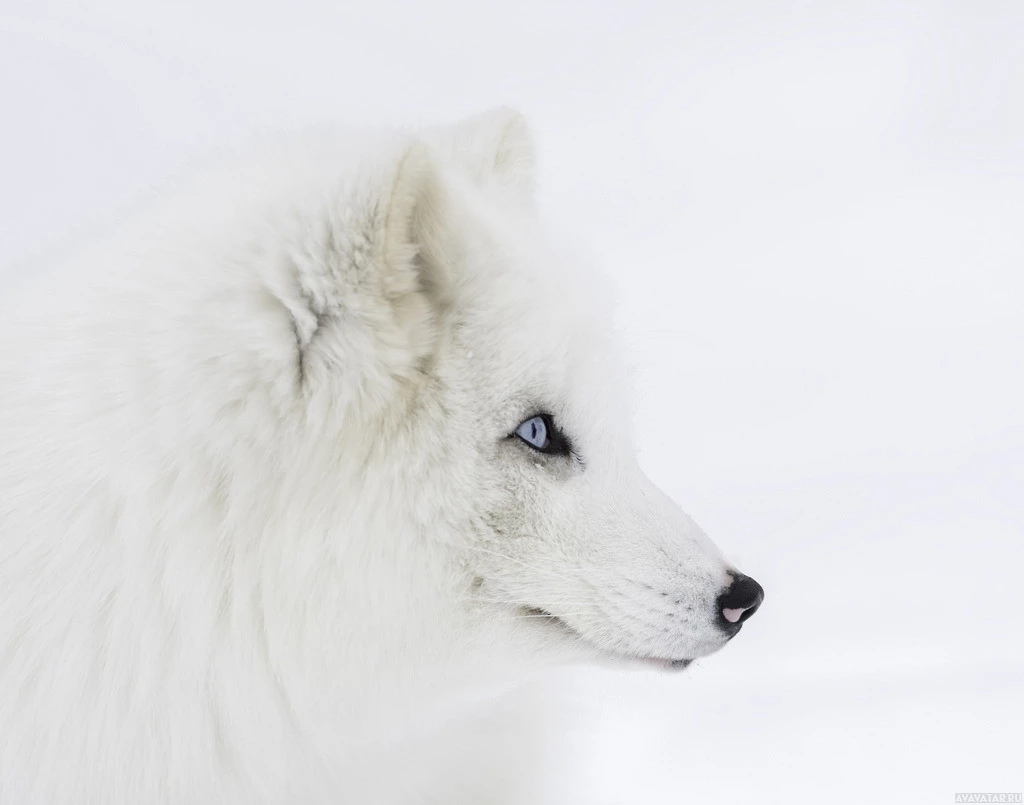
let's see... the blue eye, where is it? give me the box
[513,413,572,456]
[515,415,549,449]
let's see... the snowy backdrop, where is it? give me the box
[2,1,1021,802]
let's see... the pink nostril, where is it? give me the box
[722,607,746,623]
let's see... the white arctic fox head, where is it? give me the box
[268,108,766,688]
[0,110,764,796]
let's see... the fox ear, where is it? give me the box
[282,141,457,402]
[383,141,456,313]
[363,139,460,378]
[427,107,536,202]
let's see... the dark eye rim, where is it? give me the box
[511,413,574,457]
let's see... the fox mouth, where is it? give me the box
[519,606,693,672]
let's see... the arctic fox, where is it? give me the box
[0,109,763,804]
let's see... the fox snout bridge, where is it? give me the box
[717,573,764,631]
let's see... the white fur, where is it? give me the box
[0,109,740,804]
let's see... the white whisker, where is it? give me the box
[462,544,578,585]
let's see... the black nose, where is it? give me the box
[716,573,764,632]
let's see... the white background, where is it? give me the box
[2,1,1022,802]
